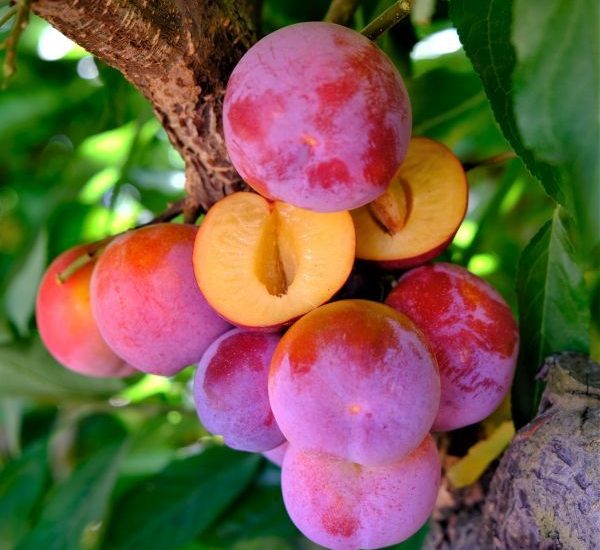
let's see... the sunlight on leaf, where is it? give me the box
[468,253,499,276]
[79,167,120,204]
[453,219,477,249]
[500,177,526,214]
[119,375,172,404]
[79,123,136,165]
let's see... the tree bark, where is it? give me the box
[425,353,600,549]
[31,0,261,219]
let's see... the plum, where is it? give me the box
[224,22,411,212]
[282,436,441,549]
[194,328,285,452]
[36,244,135,378]
[386,263,519,431]
[91,223,230,376]
[263,441,289,467]
[269,299,440,465]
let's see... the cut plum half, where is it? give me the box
[352,137,468,269]
[193,192,355,328]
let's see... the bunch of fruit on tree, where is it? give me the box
[35,22,519,550]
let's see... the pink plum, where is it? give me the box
[281,436,441,549]
[91,223,231,376]
[36,244,135,378]
[269,300,440,465]
[224,22,411,212]
[386,263,519,431]
[194,329,285,452]
[263,441,289,467]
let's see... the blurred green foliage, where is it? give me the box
[0,0,596,549]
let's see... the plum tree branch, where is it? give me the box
[361,0,412,41]
[31,0,261,219]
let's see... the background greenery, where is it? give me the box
[0,0,597,549]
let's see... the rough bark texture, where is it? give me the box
[31,0,261,219]
[426,353,600,549]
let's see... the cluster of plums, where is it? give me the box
[35,22,519,550]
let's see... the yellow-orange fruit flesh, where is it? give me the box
[193,192,355,328]
[352,137,468,267]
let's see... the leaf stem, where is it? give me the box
[361,0,412,41]
[324,0,361,26]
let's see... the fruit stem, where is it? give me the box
[324,0,361,26]
[361,0,412,41]
[56,197,186,283]
[56,246,106,284]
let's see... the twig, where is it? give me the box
[324,0,361,26]
[1,0,31,88]
[462,151,517,171]
[361,0,412,41]
[56,197,187,283]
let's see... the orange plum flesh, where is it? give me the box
[352,137,468,268]
[193,192,355,329]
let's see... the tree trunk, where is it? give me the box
[425,353,600,549]
[31,0,262,220]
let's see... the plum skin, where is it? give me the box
[281,436,441,550]
[91,223,231,376]
[263,441,289,467]
[386,263,519,431]
[35,244,135,378]
[224,21,411,212]
[194,328,285,452]
[269,299,440,466]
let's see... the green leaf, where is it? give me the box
[4,229,48,337]
[512,0,600,253]
[203,483,297,546]
[0,338,124,401]
[449,4,563,210]
[513,208,590,426]
[0,398,24,456]
[0,441,48,548]
[16,442,126,550]
[103,446,261,550]
[408,66,509,159]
